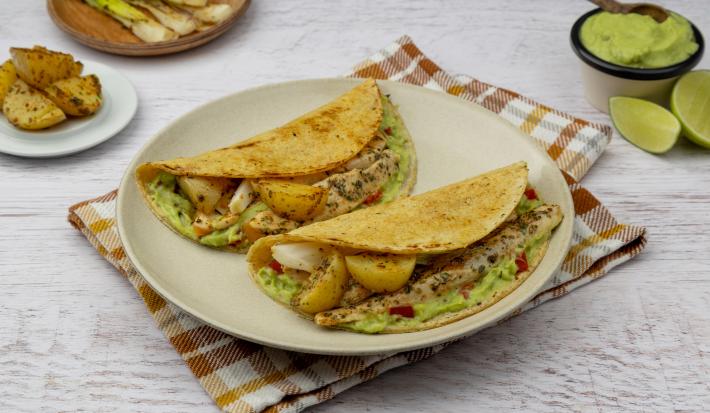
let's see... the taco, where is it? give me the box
[136,79,417,252]
[246,162,563,333]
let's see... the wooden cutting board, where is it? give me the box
[47,0,250,56]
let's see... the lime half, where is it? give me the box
[609,96,680,154]
[671,71,710,149]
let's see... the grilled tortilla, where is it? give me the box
[136,79,417,252]
[246,162,563,333]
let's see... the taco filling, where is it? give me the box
[247,162,564,334]
[137,80,417,252]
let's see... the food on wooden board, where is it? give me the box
[82,0,234,42]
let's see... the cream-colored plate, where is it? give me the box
[117,78,574,355]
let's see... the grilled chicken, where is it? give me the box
[312,149,399,221]
[243,210,300,241]
[339,134,388,171]
[340,278,373,307]
[314,204,562,326]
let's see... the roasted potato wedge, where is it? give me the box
[10,46,83,89]
[3,79,66,130]
[294,249,349,314]
[44,75,102,117]
[176,175,234,215]
[253,179,328,221]
[345,253,416,293]
[0,60,17,106]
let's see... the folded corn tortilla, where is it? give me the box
[136,79,417,252]
[247,162,564,333]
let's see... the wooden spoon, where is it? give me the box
[588,0,669,22]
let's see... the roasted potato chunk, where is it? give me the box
[44,75,102,117]
[176,175,234,215]
[345,253,416,293]
[3,79,65,130]
[294,250,349,314]
[253,179,328,221]
[0,60,17,105]
[10,46,83,89]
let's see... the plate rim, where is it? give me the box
[116,78,574,355]
[0,60,137,158]
[47,0,251,57]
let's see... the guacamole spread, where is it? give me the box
[147,173,198,240]
[580,11,699,68]
[147,172,267,248]
[377,96,412,204]
[256,267,303,304]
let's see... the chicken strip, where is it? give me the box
[312,149,399,221]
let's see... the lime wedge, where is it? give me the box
[609,96,680,154]
[671,71,710,149]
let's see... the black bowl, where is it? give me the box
[570,8,704,80]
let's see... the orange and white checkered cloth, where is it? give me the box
[68,36,646,413]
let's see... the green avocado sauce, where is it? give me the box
[256,267,303,304]
[580,11,698,68]
[516,193,543,216]
[377,95,412,204]
[147,172,268,248]
[147,173,198,240]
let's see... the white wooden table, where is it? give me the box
[2,1,709,411]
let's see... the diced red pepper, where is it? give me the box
[515,251,528,274]
[389,305,415,318]
[363,190,383,205]
[461,289,470,300]
[269,260,283,274]
[384,127,393,135]
[524,188,538,200]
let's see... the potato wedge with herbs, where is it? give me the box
[294,250,349,314]
[0,60,17,106]
[345,253,416,293]
[44,75,102,117]
[253,179,328,221]
[3,79,66,130]
[10,46,83,89]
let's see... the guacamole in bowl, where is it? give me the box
[570,8,704,112]
[571,8,704,79]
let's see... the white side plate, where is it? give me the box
[0,60,137,158]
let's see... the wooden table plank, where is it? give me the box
[1,0,708,411]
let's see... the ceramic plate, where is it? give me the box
[0,61,137,158]
[117,79,574,355]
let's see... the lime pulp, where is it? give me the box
[671,70,710,149]
[609,96,681,154]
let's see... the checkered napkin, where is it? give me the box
[68,36,646,413]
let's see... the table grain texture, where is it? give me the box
[1,1,709,412]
